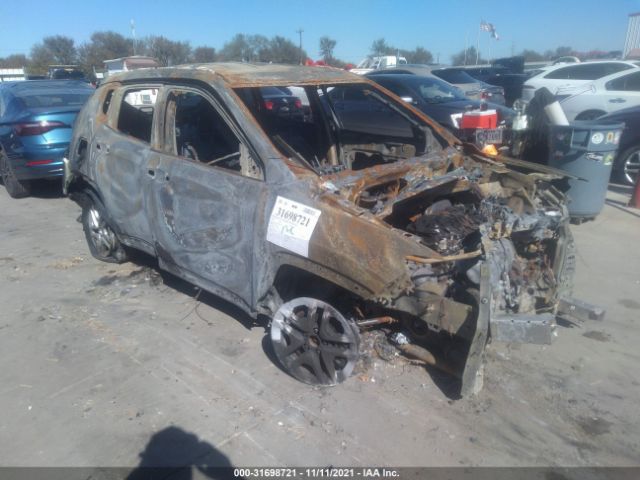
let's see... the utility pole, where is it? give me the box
[131,19,136,56]
[296,28,304,65]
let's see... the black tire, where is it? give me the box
[81,198,128,263]
[575,110,606,121]
[0,152,32,198]
[613,145,640,186]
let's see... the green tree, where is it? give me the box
[451,46,485,66]
[319,36,337,62]
[0,54,29,68]
[555,46,573,57]
[30,35,77,74]
[219,34,254,61]
[248,35,270,62]
[401,46,433,64]
[266,36,303,64]
[192,46,217,63]
[370,38,394,56]
[520,49,544,62]
[141,36,191,66]
[78,31,132,76]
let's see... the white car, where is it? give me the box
[559,68,640,121]
[521,60,638,102]
[350,55,408,75]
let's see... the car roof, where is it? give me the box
[368,73,453,88]
[0,80,94,95]
[103,62,367,88]
[594,66,640,84]
[538,60,638,74]
[368,66,437,76]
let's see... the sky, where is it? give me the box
[0,0,638,64]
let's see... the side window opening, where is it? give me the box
[102,90,114,115]
[116,88,157,143]
[545,63,632,81]
[77,138,88,158]
[235,83,439,173]
[235,85,337,172]
[169,90,262,180]
[74,137,88,167]
[606,71,640,92]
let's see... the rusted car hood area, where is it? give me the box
[317,149,572,322]
[301,147,577,393]
[320,149,568,231]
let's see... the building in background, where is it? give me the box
[624,12,640,58]
[103,56,159,77]
[0,68,26,82]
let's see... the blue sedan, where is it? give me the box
[0,80,94,198]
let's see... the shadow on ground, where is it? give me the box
[127,249,262,332]
[29,179,66,199]
[126,426,235,480]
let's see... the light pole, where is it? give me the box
[131,19,136,56]
[296,28,304,65]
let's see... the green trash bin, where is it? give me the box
[547,121,624,220]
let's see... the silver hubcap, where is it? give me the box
[623,149,640,185]
[88,207,117,257]
[271,298,359,386]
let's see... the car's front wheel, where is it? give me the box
[614,145,640,186]
[270,297,360,386]
[0,152,32,198]
[81,199,128,263]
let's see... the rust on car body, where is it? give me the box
[66,62,587,395]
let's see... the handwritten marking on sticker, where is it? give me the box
[266,196,321,257]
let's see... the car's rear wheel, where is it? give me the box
[270,297,360,386]
[614,145,640,186]
[0,152,32,198]
[81,199,128,263]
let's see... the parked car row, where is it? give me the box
[4,60,637,200]
[520,60,640,185]
[364,73,513,134]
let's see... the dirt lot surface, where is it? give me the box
[1,182,639,469]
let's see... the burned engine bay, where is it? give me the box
[314,152,576,395]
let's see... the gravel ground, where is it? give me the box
[0,181,639,469]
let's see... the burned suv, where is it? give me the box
[65,63,581,396]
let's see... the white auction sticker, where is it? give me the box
[266,196,321,257]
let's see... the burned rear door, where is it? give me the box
[92,85,161,252]
[145,87,266,308]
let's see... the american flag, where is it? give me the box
[480,21,499,40]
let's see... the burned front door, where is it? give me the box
[146,87,266,309]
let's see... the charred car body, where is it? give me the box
[65,63,585,395]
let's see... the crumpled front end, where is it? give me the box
[322,150,578,394]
